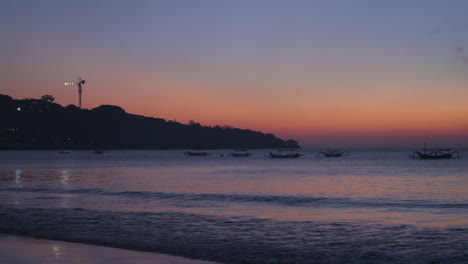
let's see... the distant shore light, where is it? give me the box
[17,107,21,111]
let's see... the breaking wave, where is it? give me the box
[1,187,467,210]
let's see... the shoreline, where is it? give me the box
[0,234,222,264]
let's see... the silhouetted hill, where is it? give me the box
[0,94,300,150]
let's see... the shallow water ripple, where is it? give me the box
[1,206,467,264]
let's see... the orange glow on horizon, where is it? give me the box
[3,56,467,147]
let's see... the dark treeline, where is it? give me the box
[0,94,300,150]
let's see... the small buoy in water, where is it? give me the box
[220,154,224,157]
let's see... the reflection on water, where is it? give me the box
[12,170,22,205]
[59,169,71,208]
[60,170,70,186]
[15,170,22,187]
[52,245,61,260]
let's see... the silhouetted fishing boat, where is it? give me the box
[93,150,104,154]
[410,144,461,160]
[58,151,71,154]
[184,151,211,156]
[266,149,303,159]
[231,152,252,157]
[317,149,349,157]
[230,149,252,157]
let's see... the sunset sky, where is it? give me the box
[2,0,468,147]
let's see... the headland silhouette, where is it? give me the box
[0,94,300,150]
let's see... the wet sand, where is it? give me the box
[0,234,221,264]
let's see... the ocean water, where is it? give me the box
[0,149,467,264]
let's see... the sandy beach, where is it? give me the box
[0,234,221,264]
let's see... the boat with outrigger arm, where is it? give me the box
[410,144,461,160]
[184,151,212,157]
[230,149,252,157]
[265,149,304,159]
[316,149,349,157]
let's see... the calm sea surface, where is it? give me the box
[0,149,467,263]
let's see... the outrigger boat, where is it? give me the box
[230,149,252,157]
[410,144,461,160]
[184,151,211,156]
[317,149,349,157]
[266,149,303,159]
